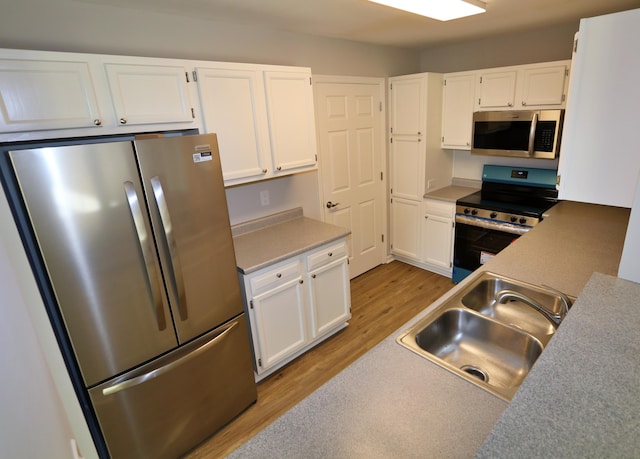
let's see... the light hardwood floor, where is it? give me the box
[184,261,454,458]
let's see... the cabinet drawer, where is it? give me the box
[307,240,348,271]
[423,199,454,218]
[249,260,302,297]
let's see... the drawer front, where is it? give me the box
[424,199,454,218]
[249,260,302,296]
[307,240,348,271]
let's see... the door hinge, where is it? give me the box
[562,94,566,102]
[443,79,447,86]
[479,76,483,84]
[192,70,198,82]
[258,358,262,367]
[442,136,445,143]
[379,101,383,112]
[565,68,569,77]
[191,108,196,119]
[315,154,318,162]
[452,221,455,228]
[390,83,393,90]
[449,261,452,268]
[390,187,393,194]
[381,234,384,243]
[309,77,312,86]
[380,171,383,181]
[185,71,190,83]
[249,300,254,309]
[573,38,578,53]
[478,98,481,105]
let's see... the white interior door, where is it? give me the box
[314,77,386,278]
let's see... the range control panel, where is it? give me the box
[455,205,542,227]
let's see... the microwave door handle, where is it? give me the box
[150,176,188,321]
[528,113,538,156]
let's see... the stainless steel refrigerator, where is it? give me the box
[5,133,256,458]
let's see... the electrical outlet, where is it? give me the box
[260,190,270,206]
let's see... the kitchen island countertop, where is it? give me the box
[229,200,634,458]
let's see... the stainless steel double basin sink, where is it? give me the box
[397,272,572,401]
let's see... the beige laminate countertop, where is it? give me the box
[424,185,479,202]
[232,208,350,274]
[230,200,632,458]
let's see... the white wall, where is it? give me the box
[418,22,577,73]
[0,193,98,459]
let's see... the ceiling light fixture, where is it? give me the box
[368,0,487,21]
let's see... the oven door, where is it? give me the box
[453,216,528,283]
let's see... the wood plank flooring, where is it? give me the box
[184,261,454,458]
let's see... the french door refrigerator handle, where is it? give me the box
[150,176,188,321]
[101,320,240,396]
[527,112,538,156]
[123,181,167,331]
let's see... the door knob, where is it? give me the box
[326,201,339,209]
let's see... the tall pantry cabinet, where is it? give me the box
[388,73,452,267]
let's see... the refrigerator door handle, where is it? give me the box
[101,320,240,396]
[123,181,167,331]
[150,175,188,321]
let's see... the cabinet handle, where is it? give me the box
[93,119,102,126]
[328,252,333,257]
[276,273,282,278]
[119,118,127,124]
[262,169,267,174]
[277,166,282,171]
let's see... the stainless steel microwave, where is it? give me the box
[471,109,564,159]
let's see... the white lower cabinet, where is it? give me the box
[422,199,455,276]
[240,239,351,380]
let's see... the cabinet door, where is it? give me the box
[0,59,102,132]
[195,67,268,182]
[441,73,475,149]
[390,76,424,136]
[105,63,194,126]
[390,137,424,201]
[423,213,453,271]
[264,71,317,173]
[390,197,421,260]
[520,65,568,107]
[250,270,307,373]
[307,257,351,339]
[478,70,516,108]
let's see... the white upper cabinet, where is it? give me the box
[520,64,569,107]
[390,77,425,135]
[558,9,640,208]
[104,63,194,127]
[0,57,103,133]
[195,66,269,182]
[478,70,517,108]
[264,70,317,174]
[196,65,317,186]
[441,72,476,149]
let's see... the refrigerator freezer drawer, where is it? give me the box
[89,314,257,459]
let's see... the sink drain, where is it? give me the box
[460,365,489,383]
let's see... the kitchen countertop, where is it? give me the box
[229,200,633,458]
[424,184,479,202]
[232,208,351,274]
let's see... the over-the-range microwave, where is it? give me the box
[471,109,564,159]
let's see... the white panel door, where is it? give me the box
[314,78,386,278]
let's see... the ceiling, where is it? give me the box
[82,0,640,48]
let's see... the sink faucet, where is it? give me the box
[493,289,568,328]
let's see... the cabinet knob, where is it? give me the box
[262,169,267,174]
[299,279,304,284]
[312,274,317,279]
[522,101,527,106]
[93,119,102,126]
[508,102,513,107]
[328,252,333,257]
[276,273,282,278]
[277,166,282,171]
[119,118,127,125]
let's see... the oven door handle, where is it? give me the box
[455,215,530,235]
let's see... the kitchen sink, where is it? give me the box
[397,272,572,401]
